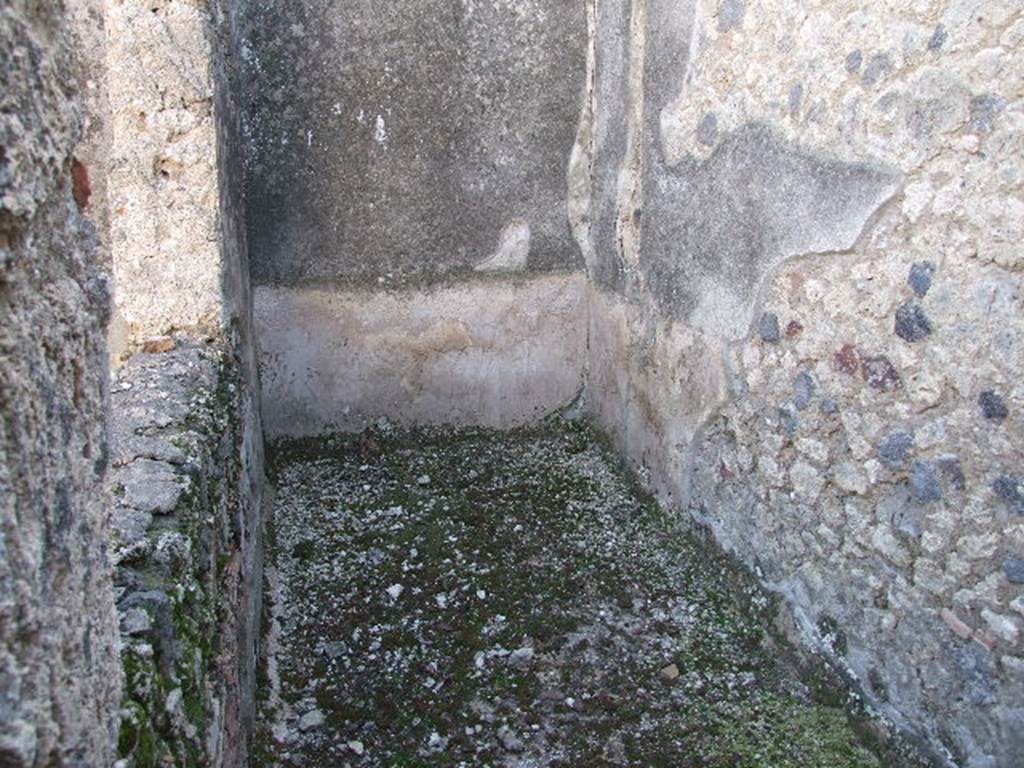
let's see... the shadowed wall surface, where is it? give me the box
[237,0,587,286]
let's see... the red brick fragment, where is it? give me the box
[835,344,860,375]
[72,158,91,211]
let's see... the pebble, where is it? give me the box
[910,461,943,503]
[508,647,535,669]
[993,475,1024,515]
[1003,556,1024,585]
[758,313,781,343]
[298,709,324,732]
[347,740,365,756]
[793,372,816,411]
[121,607,152,636]
[895,302,933,342]
[978,391,1008,423]
[877,431,914,469]
[427,732,447,751]
[497,725,525,753]
[660,663,681,682]
[861,355,902,391]
[908,261,935,297]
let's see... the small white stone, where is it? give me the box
[347,740,365,755]
[981,609,1020,644]
[1001,656,1024,677]
[427,731,446,750]
[386,584,404,601]
[298,709,324,732]
[1011,596,1024,619]
[796,438,829,464]
[417,474,431,486]
[508,647,534,668]
[789,461,824,501]
[871,526,911,568]
[832,462,868,495]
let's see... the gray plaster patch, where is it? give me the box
[587,0,634,291]
[640,123,899,338]
[239,0,586,286]
[255,276,588,437]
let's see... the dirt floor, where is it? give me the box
[252,421,928,767]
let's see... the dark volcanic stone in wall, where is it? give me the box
[238,0,587,286]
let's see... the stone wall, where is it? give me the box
[105,0,228,355]
[0,2,122,764]
[233,0,592,436]
[577,1,1023,766]
[108,343,258,768]
[103,0,267,763]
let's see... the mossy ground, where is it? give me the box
[253,421,925,767]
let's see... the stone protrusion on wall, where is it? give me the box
[107,342,258,768]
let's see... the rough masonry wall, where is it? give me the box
[0,3,121,764]
[210,0,268,759]
[101,0,266,762]
[235,0,592,436]
[106,0,226,354]
[108,344,258,768]
[577,1,1023,766]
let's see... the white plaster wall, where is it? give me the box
[255,275,588,437]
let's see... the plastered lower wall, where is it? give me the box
[256,275,588,436]
[577,1,1023,765]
